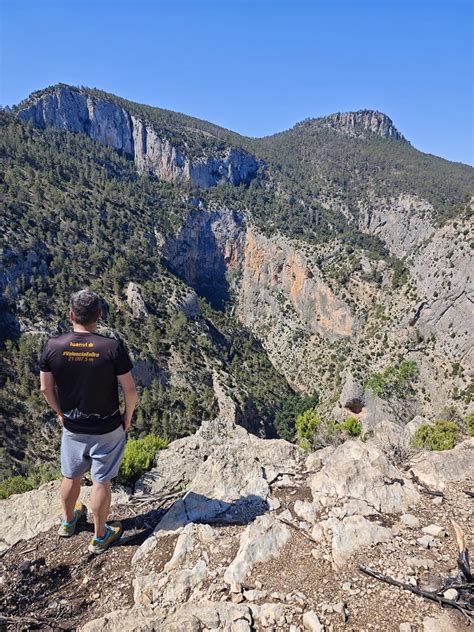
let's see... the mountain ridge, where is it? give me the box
[1,82,473,483]
[16,83,406,144]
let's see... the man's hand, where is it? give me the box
[118,371,137,434]
[40,371,64,423]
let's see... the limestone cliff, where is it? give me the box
[17,85,259,187]
[359,193,435,257]
[7,83,474,445]
[161,205,473,421]
[300,109,406,141]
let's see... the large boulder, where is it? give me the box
[331,371,395,429]
[309,440,419,516]
[223,514,292,585]
[80,600,292,632]
[0,481,129,552]
[133,417,304,562]
[409,438,474,490]
[314,514,392,568]
[371,417,428,450]
[136,416,303,497]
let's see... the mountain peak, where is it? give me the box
[296,109,406,141]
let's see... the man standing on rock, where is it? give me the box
[39,289,137,554]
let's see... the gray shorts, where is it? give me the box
[61,424,126,483]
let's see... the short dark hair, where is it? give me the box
[70,290,102,325]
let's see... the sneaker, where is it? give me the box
[88,522,123,554]
[58,501,87,537]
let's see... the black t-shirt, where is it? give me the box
[39,331,133,434]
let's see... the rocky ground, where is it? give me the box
[0,417,472,631]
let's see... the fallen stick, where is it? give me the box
[408,470,444,497]
[358,565,473,624]
[464,490,474,499]
[276,516,319,545]
[451,520,472,583]
[268,471,299,485]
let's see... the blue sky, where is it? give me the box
[1,0,472,164]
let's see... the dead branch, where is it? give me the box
[451,520,472,583]
[408,470,444,497]
[267,471,300,485]
[358,565,473,624]
[276,515,319,545]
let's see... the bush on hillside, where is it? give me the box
[464,411,474,436]
[0,476,35,499]
[274,392,319,441]
[366,360,419,423]
[295,409,321,444]
[341,415,363,437]
[118,434,168,485]
[391,258,409,289]
[0,463,61,500]
[410,419,459,451]
[295,411,361,450]
[366,360,419,400]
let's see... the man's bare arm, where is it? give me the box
[118,371,137,431]
[40,371,64,423]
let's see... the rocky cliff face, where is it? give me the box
[18,86,259,187]
[18,86,135,153]
[359,193,435,257]
[8,84,474,450]
[409,217,474,366]
[162,208,245,309]
[161,204,473,419]
[319,110,406,141]
[239,230,355,340]
[161,207,360,392]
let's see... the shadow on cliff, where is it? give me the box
[162,210,233,311]
[93,491,271,548]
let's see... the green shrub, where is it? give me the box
[366,360,419,423]
[341,416,362,437]
[411,419,459,451]
[391,258,409,289]
[28,463,61,487]
[464,412,474,436]
[295,411,349,450]
[366,360,419,399]
[295,409,321,442]
[0,476,35,499]
[118,434,168,485]
[274,392,319,441]
[0,462,61,500]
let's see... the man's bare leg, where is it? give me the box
[61,476,81,522]
[90,481,111,538]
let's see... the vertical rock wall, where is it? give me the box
[18,86,258,187]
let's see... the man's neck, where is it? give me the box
[72,324,98,334]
